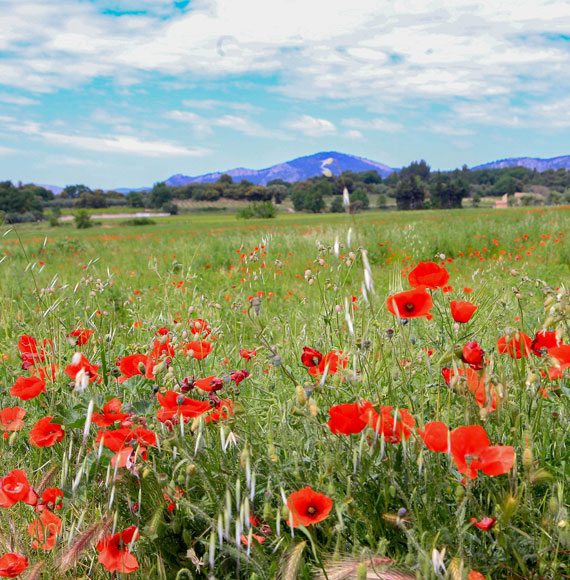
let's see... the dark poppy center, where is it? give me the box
[405,303,415,312]
[307,506,317,515]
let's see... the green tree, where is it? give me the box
[395,176,426,210]
[304,187,325,213]
[330,196,344,213]
[126,191,145,208]
[149,182,172,208]
[350,188,370,210]
[74,209,93,229]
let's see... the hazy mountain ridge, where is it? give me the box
[164,151,395,187]
[472,156,570,171]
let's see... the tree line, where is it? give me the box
[2,161,570,222]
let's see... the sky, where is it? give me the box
[0,0,569,189]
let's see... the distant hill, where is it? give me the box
[472,156,570,171]
[164,151,395,187]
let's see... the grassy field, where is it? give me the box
[0,207,569,579]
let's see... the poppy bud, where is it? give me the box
[324,455,333,474]
[295,385,307,407]
[455,485,465,505]
[186,464,197,478]
[268,444,277,463]
[153,362,166,375]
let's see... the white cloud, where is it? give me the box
[0,93,39,106]
[164,110,213,136]
[344,129,363,139]
[0,0,569,132]
[286,115,337,137]
[0,145,18,155]
[4,117,209,157]
[343,117,403,133]
[213,115,288,139]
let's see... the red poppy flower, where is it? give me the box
[240,533,266,546]
[18,335,49,363]
[386,288,434,319]
[470,517,497,531]
[97,526,139,574]
[64,353,99,383]
[531,330,560,356]
[92,399,130,428]
[66,329,94,346]
[182,341,212,360]
[548,345,570,376]
[230,370,250,386]
[9,376,46,401]
[450,301,478,323]
[301,347,323,368]
[205,399,234,422]
[468,571,485,580]
[150,338,175,363]
[240,348,256,361]
[450,425,514,480]
[417,421,449,453]
[28,510,62,550]
[155,391,211,422]
[327,403,367,435]
[497,332,532,359]
[0,470,38,508]
[359,402,415,443]
[189,318,211,337]
[38,488,64,512]
[193,376,221,392]
[407,261,450,289]
[0,407,26,436]
[0,553,28,578]
[462,341,485,370]
[287,487,333,528]
[442,368,497,411]
[117,354,154,384]
[308,351,348,377]
[154,327,170,336]
[29,417,65,448]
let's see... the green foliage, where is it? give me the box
[350,188,370,209]
[162,202,179,215]
[120,217,157,226]
[74,209,94,229]
[395,175,426,210]
[149,182,173,208]
[329,196,344,213]
[237,200,276,219]
[126,191,145,208]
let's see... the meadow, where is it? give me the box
[0,206,569,579]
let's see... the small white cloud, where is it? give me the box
[286,115,337,137]
[344,129,363,139]
[213,115,288,139]
[164,110,213,136]
[0,145,18,155]
[343,117,402,133]
[0,93,39,106]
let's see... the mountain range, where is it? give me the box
[35,152,570,193]
[472,155,570,172]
